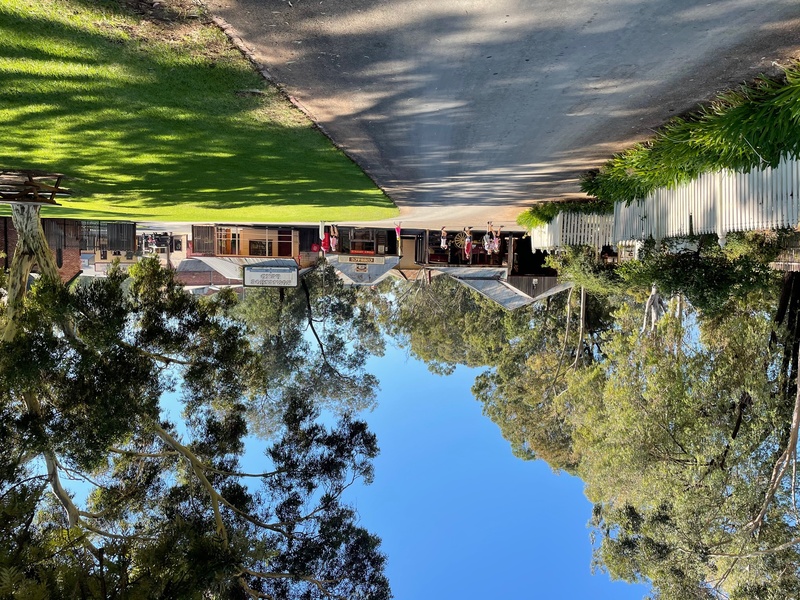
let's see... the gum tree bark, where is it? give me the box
[0,210,391,599]
[3,203,59,342]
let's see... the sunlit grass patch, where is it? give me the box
[0,0,398,222]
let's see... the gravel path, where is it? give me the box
[205,0,800,228]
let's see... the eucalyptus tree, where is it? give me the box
[378,274,524,375]
[579,292,800,599]
[0,204,390,599]
[373,272,611,469]
[472,289,614,470]
[234,263,384,437]
[377,272,615,468]
[377,234,800,596]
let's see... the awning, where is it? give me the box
[190,257,298,281]
[430,266,535,311]
[328,255,400,286]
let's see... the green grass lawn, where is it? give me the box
[0,0,398,222]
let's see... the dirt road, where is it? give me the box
[205,0,799,228]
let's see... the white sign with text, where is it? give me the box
[243,266,298,288]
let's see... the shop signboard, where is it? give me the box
[243,265,298,288]
[341,255,386,265]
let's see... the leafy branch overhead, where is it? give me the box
[233,263,384,438]
[380,236,800,599]
[0,203,390,599]
[582,64,800,205]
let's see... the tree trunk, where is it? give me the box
[571,287,587,368]
[3,204,59,342]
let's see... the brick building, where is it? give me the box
[0,217,83,283]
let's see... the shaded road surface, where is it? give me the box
[206,0,799,228]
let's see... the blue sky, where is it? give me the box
[343,344,651,600]
[99,337,651,599]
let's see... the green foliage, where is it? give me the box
[576,297,800,599]
[583,63,800,204]
[470,293,614,472]
[720,229,789,263]
[384,235,800,598]
[378,275,527,375]
[378,273,613,472]
[617,236,780,316]
[549,234,783,316]
[1,249,390,599]
[234,262,384,437]
[546,246,625,296]
[0,0,396,222]
[592,503,717,600]
[516,198,614,229]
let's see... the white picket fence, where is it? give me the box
[531,156,800,251]
[528,212,614,250]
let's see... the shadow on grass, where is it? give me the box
[0,2,395,219]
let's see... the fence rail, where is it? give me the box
[531,157,800,251]
[529,212,614,250]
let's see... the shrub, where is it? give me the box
[545,246,624,297]
[517,198,614,229]
[616,236,780,315]
[583,63,800,204]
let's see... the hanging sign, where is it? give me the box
[243,265,298,287]
[341,255,385,264]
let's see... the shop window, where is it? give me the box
[250,240,268,256]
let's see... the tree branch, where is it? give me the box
[239,577,277,600]
[570,287,587,369]
[202,464,283,479]
[118,342,194,366]
[149,424,298,547]
[111,447,280,480]
[240,568,345,600]
[301,278,328,364]
[710,537,800,558]
[214,493,285,534]
[747,352,800,533]
[19,390,81,529]
[299,278,363,390]
[110,447,179,459]
[0,474,48,502]
[56,457,110,492]
[150,422,230,546]
[548,286,574,399]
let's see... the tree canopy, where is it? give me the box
[5,201,800,600]
[382,241,800,599]
[234,263,384,438]
[376,274,527,375]
[0,205,390,599]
